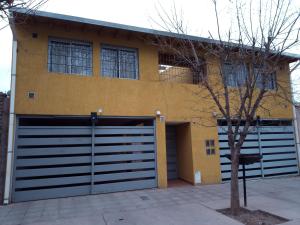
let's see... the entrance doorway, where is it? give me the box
[166,126,178,180]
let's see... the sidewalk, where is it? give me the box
[0,176,299,225]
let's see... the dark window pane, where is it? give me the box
[119,50,137,79]
[254,67,277,90]
[206,140,210,147]
[223,63,247,87]
[101,48,118,78]
[48,39,92,76]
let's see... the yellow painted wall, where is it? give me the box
[176,123,195,184]
[13,20,294,187]
[155,117,167,188]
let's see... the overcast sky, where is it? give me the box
[0,0,299,94]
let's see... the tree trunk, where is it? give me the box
[230,153,240,215]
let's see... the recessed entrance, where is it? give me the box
[166,126,178,180]
[166,123,194,186]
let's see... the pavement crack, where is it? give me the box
[102,214,108,225]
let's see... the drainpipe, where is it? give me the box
[292,105,300,174]
[3,28,17,204]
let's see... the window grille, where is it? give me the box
[48,38,93,76]
[205,140,216,155]
[254,67,277,90]
[158,53,206,84]
[223,63,248,87]
[101,45,138,79]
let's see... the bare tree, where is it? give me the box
[0,0,48,29]
[154,0,300,215]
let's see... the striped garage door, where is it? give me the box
[12,118,157,202]
[218,120,299,181]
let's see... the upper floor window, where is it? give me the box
[158,53,206,84]
[101,45,138,79]
[48,38,93,76]
[223,63,248,87]
[254,67,277,90]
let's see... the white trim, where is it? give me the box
[3,40,17,204]
[292,105,300,173]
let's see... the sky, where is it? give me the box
[0,0,299,95]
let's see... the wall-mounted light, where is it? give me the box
[90,112,97,123]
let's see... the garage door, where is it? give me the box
[12,117,157,202]
[218,120,299,181]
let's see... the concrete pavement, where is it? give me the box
[0,176,299,225]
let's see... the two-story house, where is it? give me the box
[3,8,300,203]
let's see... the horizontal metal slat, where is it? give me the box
[16,156,91,167]
[263,153,297,161]
[94,153,155,163]
[221,162,261,171]
[93,179,156,194]
[263,159,298,168]
[13,185,90,202]
[94,136,155,144]
[218,134,258,141]
[94,161,155,173]
[222,169,262,179]
[263,166,299,175]
[16,144,156,157]
[220,157,231,163]
[15,166,91,178]
[220,148,260,155]
[219,141,259,148]
[262,146,296,154]
[259,126,294,132]
[260,133,294,140]
[95,126,154,129]
[17,137,91,146]
[218,126,258,133]
[18,127,91,136]
[18,126,91,129]
[260,140,295,147]
[94,170,155,183]
[16,146,91,156]
[15,175,91,189]
[94,144,155,153]
[94,128,154,135]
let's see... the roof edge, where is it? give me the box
[9,7,300,62]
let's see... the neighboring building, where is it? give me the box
[0,92,9,203]
[3,8,300,203]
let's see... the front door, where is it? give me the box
[166,126,178,180]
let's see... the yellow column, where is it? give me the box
[155,116,167,188]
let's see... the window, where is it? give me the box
[223,63,248,87]
[205,140,216,155]
[101,45,138,79]
[158,53,206,84]
[254,67,277,90]
[48,38,92,76]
